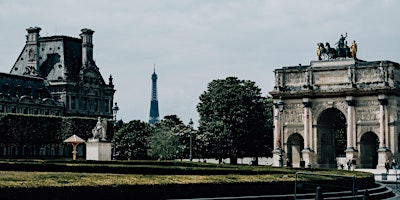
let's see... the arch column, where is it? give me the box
[377,94,391,169]
[301,98,314,168]
[273,106,281,150]
[272,103,283,167]
[345,96,358,160]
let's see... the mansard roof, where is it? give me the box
[10,29,106,85]
[40,35,83,81]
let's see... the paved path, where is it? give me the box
[355,168,399,182]
[356,168,400,198]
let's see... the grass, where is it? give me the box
[0,159,374,188]
[0,171,299,188]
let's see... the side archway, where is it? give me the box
[287,133,304,167]
[360,132,378,168]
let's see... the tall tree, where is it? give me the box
[147,115,186,160]
[112,120,152,160]
[197,77,271,164]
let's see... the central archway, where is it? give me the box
[317,108,347,168]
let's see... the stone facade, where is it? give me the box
[269,58,400,169]
[7,27,115,118]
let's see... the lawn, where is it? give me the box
[0,159,373,188]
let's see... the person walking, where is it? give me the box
[392,159,397,174]
[347,159,352,171]
[385,159,390,174]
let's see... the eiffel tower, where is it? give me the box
[149,67,160,125]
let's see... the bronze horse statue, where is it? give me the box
[318,42,337,60]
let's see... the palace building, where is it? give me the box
[2,27,115,118]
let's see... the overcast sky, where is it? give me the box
[1,0,399,127]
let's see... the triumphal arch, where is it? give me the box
[269,36,400,169]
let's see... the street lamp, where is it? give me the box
[112,102,119,121]
[112,102,119,160]
[188,118,193,162]
[277,97,285,167]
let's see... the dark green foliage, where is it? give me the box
[0,113,98,156]
[197,77,273,162]
[112,120,153,160]
[148,115,187,160]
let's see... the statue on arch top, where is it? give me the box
[336,32,347,49]
[350,40,357,58]
[318,33,356,60]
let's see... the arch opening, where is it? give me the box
[316,108,346,168]
[360,132,379,168]
[287,133,304,167]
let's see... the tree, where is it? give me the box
[147,115,186,160]
[197,77,272,164]
[112,120,152,160]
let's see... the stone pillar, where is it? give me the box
[273,106,281,149]
[303,98,310,149]
[302,98,314,168]
[272,104,283,167]
[345,96,358,162]
[346,96,354,149]
[377,94,391,169]
[378,95,388,149]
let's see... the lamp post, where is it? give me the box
[112,102,119,160]
[188,118,193,162]
[277,97,285,167]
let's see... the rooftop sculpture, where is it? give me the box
[317,33,357,60]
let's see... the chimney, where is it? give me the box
[80,28,95,68]
[26,27,41,71]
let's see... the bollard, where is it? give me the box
[315,186,323,200]
[363,189,369,200]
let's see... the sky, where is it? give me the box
[1,0,400,128]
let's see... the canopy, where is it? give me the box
[64,134,85,144]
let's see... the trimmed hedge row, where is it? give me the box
[0,114,110,150]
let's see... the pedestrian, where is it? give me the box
[385,159,390,174]
[347,159,352,171]
[392,159,397,173]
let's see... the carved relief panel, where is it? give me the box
[313,70,347,85]
[282,102,303,124]
[356,67,380,83]
[284,72,303,87]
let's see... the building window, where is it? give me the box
[66,96,70,110]
[94,99,98,111]
[83,98,87,110]
[104,99,109,113]
[71,96,76,109]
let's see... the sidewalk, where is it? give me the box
[355,168,399,182]
[356,168,400,198]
